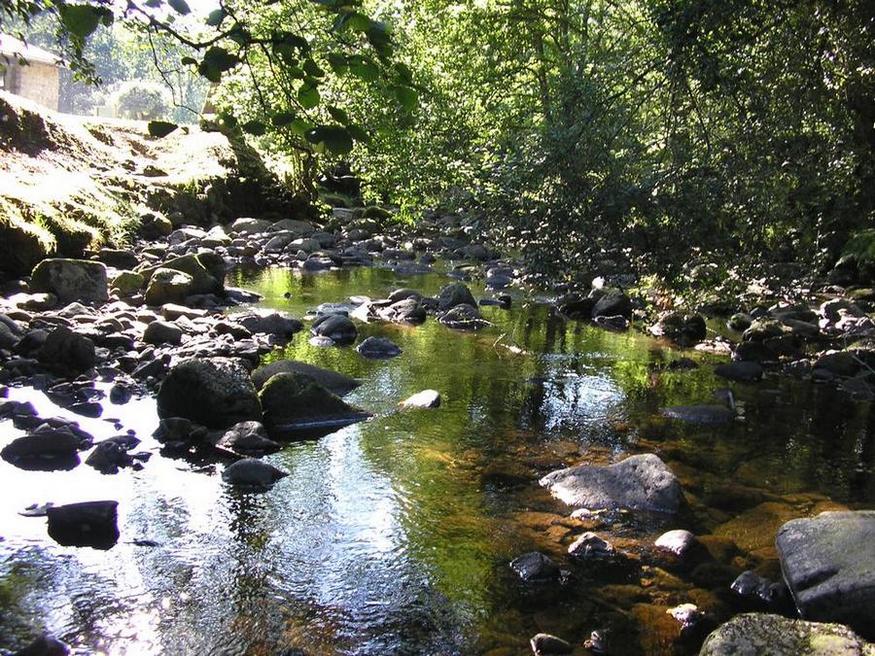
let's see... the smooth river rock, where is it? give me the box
[699,613,875,655]
[539,453,683,513]
[776,510,875,638]
[221,458,288,488]
[30,258,108,304]
[258,372,369,433]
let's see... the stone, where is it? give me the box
[251,360,360,396]
[235,311,303,338]
[438,282,476,311]
[399,389,441,409]
[650,312,707,346]
[439,303,489,329]
[38,326,95,374]
[655,529,699,558]
[30,258,108,304]
[509,551,560,583]
[110,270,145,296]
[214,421,281,457]
[153,417,208,445]
[144,267,194,306]
[85,438,137,474]
[1,426,84,470]
[221,458,288,488]
[356,336,402,359]
[46,500,119,549]
[271,218,314,235]
[539,454,683,513]
[814,351,859,377]
[727,313,753,331]
[592,290,632,319]
[699,613,875,656]
[259,372,368,433]
[567,532,614,559]
[530,633,573,655]
[96,248,139,270]
[715,361,764,382]
[377,297,426,324]
[13,634,70,656]
[231,217,273,234]
[776,511,875,637]
[143,320,183,345]
[0,318,21,350]
[162,303,208,320]
[311,313,357,344]
[157,357,262,429]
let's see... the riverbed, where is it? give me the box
[1,266,873,655]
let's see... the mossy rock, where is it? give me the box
[361,205,392,221]
[258,372,369,434]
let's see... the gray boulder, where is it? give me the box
[231,217,273,234]
[699,613,875,655]
[38,326,95,373]
[356,336,402,359]
[539,453,683,513]
[30,258,108,304]
[222,458,288,488]
[776,511,875,638]
[143,320,183,345]
[157,357,261,429]
[311,313,357,344]
[438,282,476,311]
[144,268,194,306]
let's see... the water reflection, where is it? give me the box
[1,266,874,655]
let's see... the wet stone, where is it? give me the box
[46,500,119,550]
[529,633,572,655]
[510,552,560,583]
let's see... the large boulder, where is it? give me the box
[539,453,682,513]
[143,252,224,299]
[251,360,360,396]
[776,511,875,638]
[699,613,875,656]
[30,258,108,304]
[46,501,119,550]
[259,372,369,433]
[591,290,632,319]
[157,357,261,429]
[38,326,95,374]
[144,268,195,306]
[438,282,476,311]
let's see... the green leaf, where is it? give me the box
[345,12,372,32]
[289,118,314,136]
[59,5,103,39]
[181,56,197,66]
[303,58,324,78]
[205,8,225,26]
[148,121,178,138]
[347,55,379,82]
[327,52,347,74]
[346,124,370,143]
[394,62,413,84]
[327,105,349,124]
[202,46,238,77]
[271,112,297,127]
[287,66,305,79]
[393,85,418,112]
[306,126,354,155]
[168,0,190,15]
[218,113,238,129]
[297,84,320,109]
[242,120,267,136]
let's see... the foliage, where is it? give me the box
[111,79,170,119]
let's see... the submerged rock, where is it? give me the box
[510,551,561,583]
[157,357,261,429]
[567,532,615,559]
[714,361,763,382]
[539,453,683,513]
[46,501,119,549]
[356,336,402,359]
[662,390,736,425]
[259,372,369,433]
[776,510,875,637]
[30,258,108,304]
[222,458,288,488]
[699,613,875,656]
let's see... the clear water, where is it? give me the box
[1,267,873,655]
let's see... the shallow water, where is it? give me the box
[1,267,874,655]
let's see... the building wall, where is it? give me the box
[1,60,60,110]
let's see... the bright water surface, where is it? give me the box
[1,267,874,655]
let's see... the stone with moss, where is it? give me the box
[258,372,369,433]
[144,268,194,306]
[110,270,145,297]
[30,258,108,304]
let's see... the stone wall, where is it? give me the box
[1,60,60,111]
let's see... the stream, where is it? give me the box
[1,266,874,655]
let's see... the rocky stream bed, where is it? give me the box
[1,209,874,655]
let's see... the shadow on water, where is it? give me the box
[1,266,873,654]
